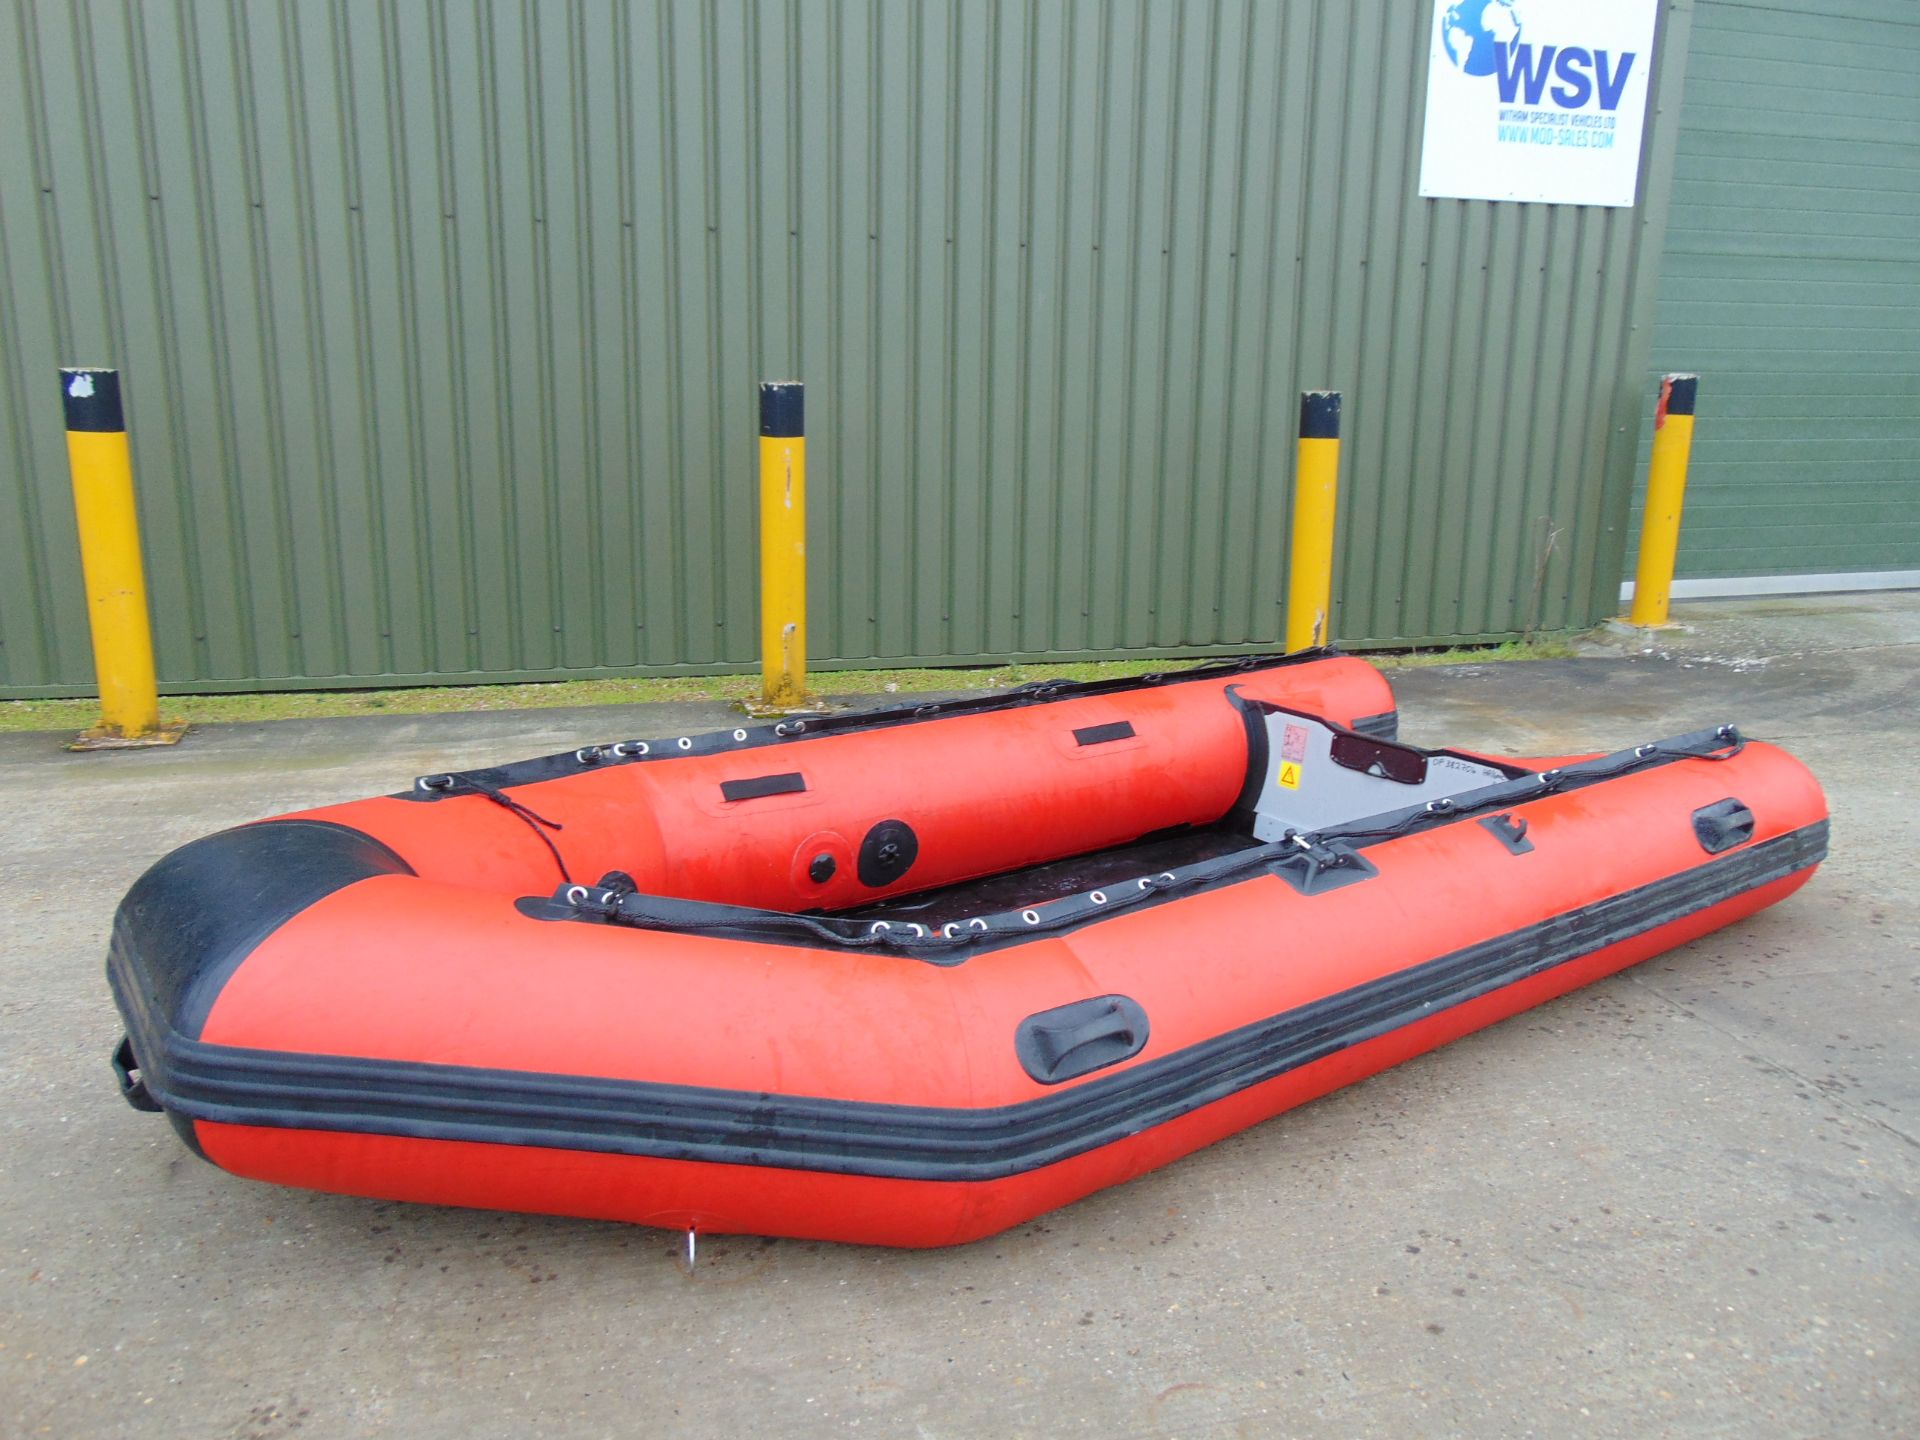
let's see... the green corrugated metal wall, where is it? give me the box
[0,0,1690,698]
[1630,0,1920,580]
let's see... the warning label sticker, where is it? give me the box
[1280,723,1309,763]
[1277,761,1303,790]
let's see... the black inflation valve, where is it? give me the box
[857,819,919,888]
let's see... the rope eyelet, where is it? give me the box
[565,885,590,906]
[969,917,989,932]
[732,729,748,742]
[1021,909,1041,926]
[1090,890,1107,905]
[418,774,455,792]
[676,737,693,751]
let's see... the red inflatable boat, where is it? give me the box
[107,650,1826,1246]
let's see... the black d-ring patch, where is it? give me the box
[720,772,807,802]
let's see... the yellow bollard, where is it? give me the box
[60,368,183,749]
[1285,390,1341,652]
[1628,373,1699,628]
[758,380,811,709]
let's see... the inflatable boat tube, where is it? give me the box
[105,650,1826,1246]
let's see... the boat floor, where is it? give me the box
[836,825,1261,928]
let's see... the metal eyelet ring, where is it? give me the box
[565,885,590,905]
[1636,744,1656,758]
[733,729,748,742]
[969,917,989,932]
[1022,909,1041,925]
[907,923,927,937]
[676,737,693,750]
[869,921,892,935]
[1137,877,1154,891]
[1539,769,1560,785]
[789,720,807,734]
[1717,724,1738,743]
[1159,871,1176,883]
[1426,799,1453,814]
[943,922,961,939]
[575,747,602,764]
[600,891,618,906]
[418,774,454,792]
[1090,890,1107,905]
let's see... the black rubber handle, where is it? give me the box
[1479,813,1535,855]
[1693,798,1756,854]
[1015,995,1150,1084]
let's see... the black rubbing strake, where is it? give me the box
[107,823,1828,1180]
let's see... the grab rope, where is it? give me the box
[416,773,573,885]
[540,722,1746,957]
[404,648,1340,799]
[1326,725,1744,846]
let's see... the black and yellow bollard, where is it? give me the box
[1627,373,1700,628]
[60,367,183,749]
[757,381,812,710]
[1285,390,1341,652]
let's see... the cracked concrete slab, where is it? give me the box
[3,594,1914,1438]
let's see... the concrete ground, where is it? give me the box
[2,593,1914,1439]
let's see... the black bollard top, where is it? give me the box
[61,368,125,433]
[1299,390,1341,440]
[760,381,805,438]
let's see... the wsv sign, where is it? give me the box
[1494,44,1636,111]
[1418,0,1659,207]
